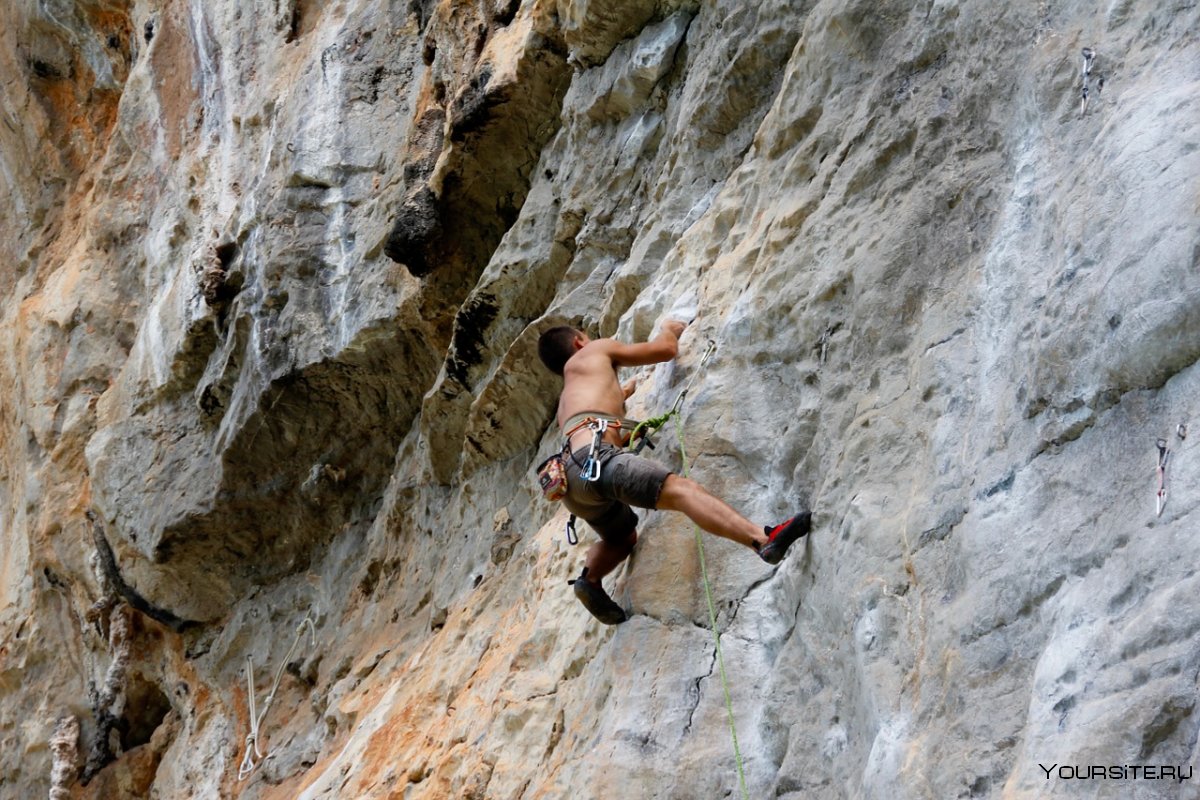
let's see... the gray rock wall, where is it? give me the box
[1,0,1198,797]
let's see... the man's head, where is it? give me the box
[538,325,587,375]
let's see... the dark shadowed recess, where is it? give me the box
[146,320,439,619]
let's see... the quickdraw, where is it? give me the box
[628,339,718,453]
[1156,438,1170,517]
[1080,47,1096,115]
[1155,423,1189,517]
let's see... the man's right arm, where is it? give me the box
[606,320,686,367]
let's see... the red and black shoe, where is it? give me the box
[569,568,627,625]
[757,511,811,564]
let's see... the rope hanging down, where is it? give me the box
[558,336,748,796]
[239,615,317,780]
[675,417,750,799]
[655,341,751,800]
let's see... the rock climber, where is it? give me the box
[537,320,811,624]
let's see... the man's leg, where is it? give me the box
[656,475,768,549]
[571,527,636,625]
[583,529,637,584]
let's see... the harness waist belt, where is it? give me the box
[561,411,639,440]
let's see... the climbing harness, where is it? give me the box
[564,417,624,546]
[1156,438,1171,517]
[557,414,639,486]
[541,416,624,546]
[238,615,317,781]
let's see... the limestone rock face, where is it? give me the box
[2,0,1200,797]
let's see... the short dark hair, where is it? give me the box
[538,326,579,376]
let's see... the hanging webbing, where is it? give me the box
[238,615,317,780]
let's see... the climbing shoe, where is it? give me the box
[758,511,811,565]
[569,568,627,625]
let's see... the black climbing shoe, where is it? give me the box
[758,511,811,565]
[569,568,627,625]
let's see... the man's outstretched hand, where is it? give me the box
[662,319,687,339]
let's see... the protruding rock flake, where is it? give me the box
[2,0,1199,798]
[48,715,81,800]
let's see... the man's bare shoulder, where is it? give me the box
[581,337,621,353]
[564,339,618,372]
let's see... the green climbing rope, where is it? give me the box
[629,411,673,449]
[621,339,746,797]
[672,410,750,800]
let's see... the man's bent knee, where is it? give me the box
[657,474,700,511]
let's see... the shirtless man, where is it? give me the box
[537,321,810,624]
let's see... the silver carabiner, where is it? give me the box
[583,420,608,482]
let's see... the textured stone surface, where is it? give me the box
[2,0,1200,798]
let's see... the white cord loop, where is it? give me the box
[238,615,317,780]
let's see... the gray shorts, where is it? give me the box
[563,443,673,542]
